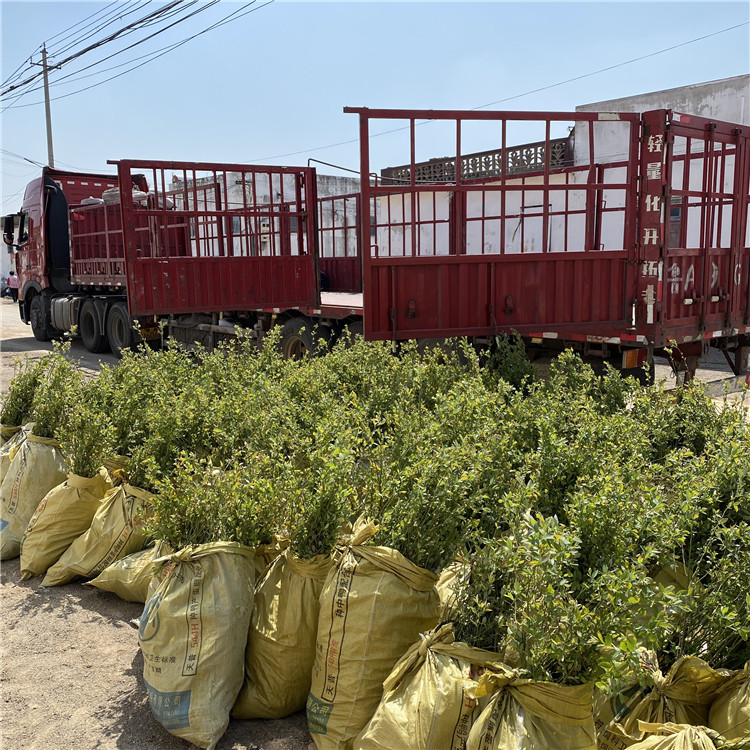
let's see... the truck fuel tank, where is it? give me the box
[50,296,81,333]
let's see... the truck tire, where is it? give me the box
[279,317,329,360]
[106,303,136,359]
[621,361,655,386]
[29,294,52,342]
[338,320,364,347]
[79,299,110,354]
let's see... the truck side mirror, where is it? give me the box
[2,215,14,246]
[3,213,27,249]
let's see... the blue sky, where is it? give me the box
[1,1,748,214]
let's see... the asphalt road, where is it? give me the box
[1,297,119,395]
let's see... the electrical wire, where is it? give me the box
[0,3,130,89]
[43,0,121,49]
[0,49,42,89]
[41,0,219,90]
[0,1,217,109]
[48,2,157,59]
[2,0,274,110]
[473,21,750,111]
[244,20,750,163]
[0,0,186,97]
[0,149,45,167]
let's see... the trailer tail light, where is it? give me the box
[622,348,648,369]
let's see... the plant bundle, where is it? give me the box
[6,327,748,690]
[56,378,117,479]
[145,453,283,550]
[1,356,44,427]
[28,347,82,439]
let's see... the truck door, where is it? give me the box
[660,112,750,339]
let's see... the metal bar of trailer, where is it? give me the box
[342,107,640,123]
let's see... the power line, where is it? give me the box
[42,0,219,90]
[43,0,121,49]
[0,1,216,109]
[244,20,750,163]
[2,0,274,110]
[47,1,156,59]
[44,1,136,57]
[1,0,186,97]
[1,51,40,89]
[474,21,750,111]
[0,149,45,168]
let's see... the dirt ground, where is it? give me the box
[0,557,313,750]
[0,300,313,750]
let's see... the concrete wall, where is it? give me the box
[575,74,749,125]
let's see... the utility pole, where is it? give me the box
[39,44,55,168]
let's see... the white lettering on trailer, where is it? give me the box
[646,162,662,180]
[668,263,682,294]
[684,264,695,292]
[647,135,664,153]
[644,195,661,212]
[642,285,656,324]
[641,260,659,277]
[643,228,659,245]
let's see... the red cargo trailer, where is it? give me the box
[346,107,750,380]
[3,107,748,380]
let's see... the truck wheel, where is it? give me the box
[279,317,329,360]
[106,303,135,359]
[29,295,51,342]
[79,300,110,354]
[621,361,655,386]
[338,320,364,347]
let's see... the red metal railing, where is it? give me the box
[70,203,126,286]
[345,107,750,346]
[113,160,319,317]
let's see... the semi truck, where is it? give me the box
[4,107,749,381]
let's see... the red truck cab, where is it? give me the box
[4,168,128,339]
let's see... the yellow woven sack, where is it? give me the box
[232,549,331,720]
[20,468,113,579]
[1,424,29,485]
[1,434,67,560]
[307,520,441,750]
[253,536,290,580]
[594,650,661,750]
[354,623,507,750]
[85,540,174,602]
[101,455,129,486]
[607,656,732,745]
[708,661,749,740]
[41,483,150,586]
[1,424,22,447]
[139,542,255,750]
[625,722,721,750]
[466,672,597,750]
